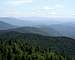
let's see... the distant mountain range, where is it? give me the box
[0,17,75,38]
[0,17,37,26]
[0,17,71,26]
[0,21,16,30]
[49,23,75,38]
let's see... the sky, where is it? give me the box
[0,0,75,17]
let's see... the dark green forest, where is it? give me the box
[0,31,75,60]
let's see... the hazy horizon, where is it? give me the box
[0,0,75,23]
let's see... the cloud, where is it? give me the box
[51,12,56,15]
[44,6,54,10]
[0,0,33,17]
[7,0,32,5]
[32,4,65,17]
[32,7,57,17]
[0,0,65,17]
[56,4,64,8]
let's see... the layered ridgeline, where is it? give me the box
[0,17,62,26]
[0,18,61,36]
[0,26,61,36]
[49,23,75,38]
[0,31,75,60]
[1,17,75,38]
[0,21,16,30]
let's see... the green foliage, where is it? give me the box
[0,31,75,60]
[0,39,73,60]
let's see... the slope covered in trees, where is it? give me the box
[0,31,75,60]
[0,39,73,60]
[0,26,61,36]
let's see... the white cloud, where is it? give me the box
[32,7,57,17]
[32,4,65,17]
[44,6,54,10]
[56,4,64,8]
[51,12,56,15]
[0,0,33,17]
[0,0,65,17]
[7,0,32,5]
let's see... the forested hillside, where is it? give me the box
[0,26,61,36]
[0,31,75,60]
[0,39,72,60]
